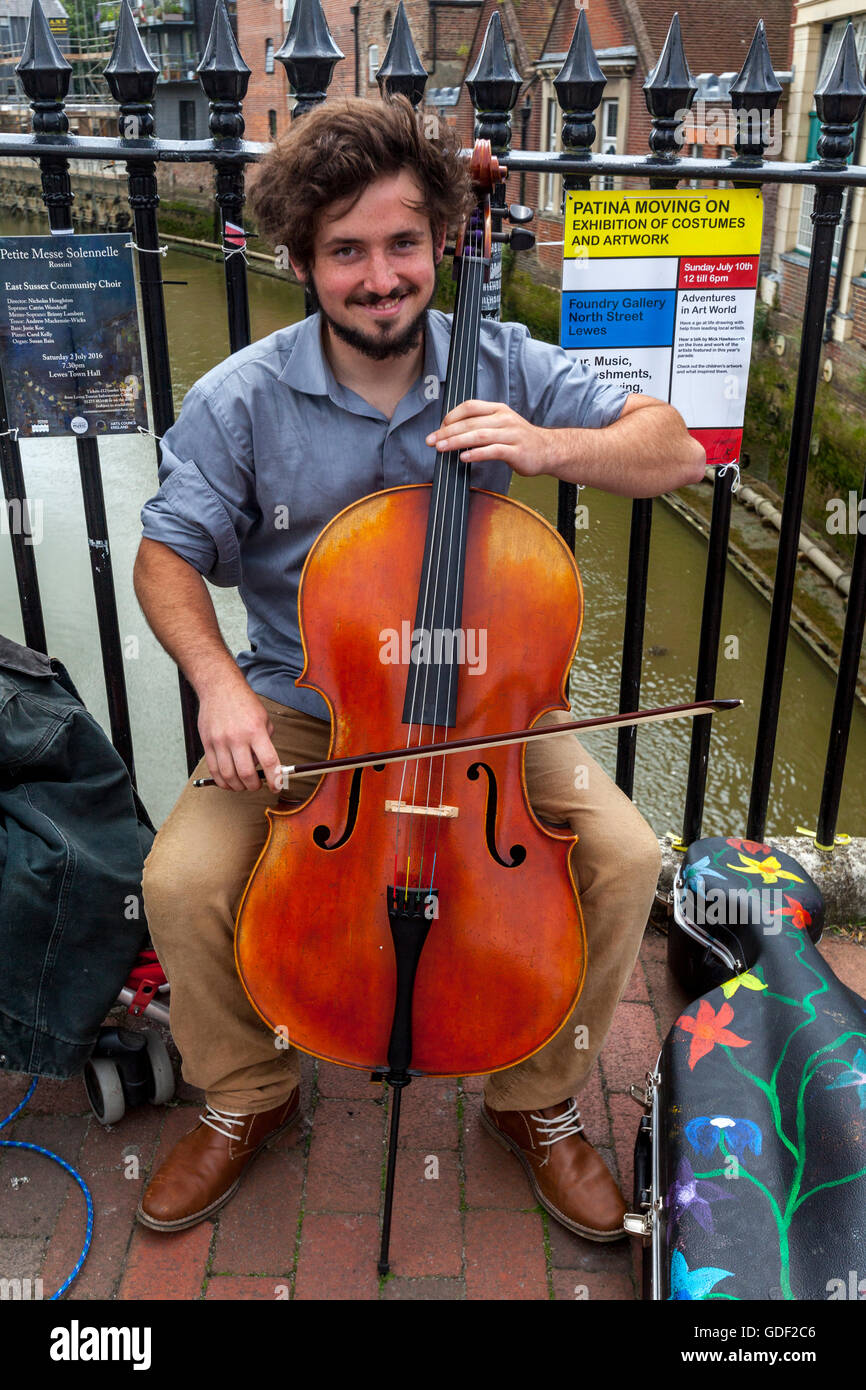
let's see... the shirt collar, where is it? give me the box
[277,309,451,401]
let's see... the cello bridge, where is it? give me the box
[384,800,458,818]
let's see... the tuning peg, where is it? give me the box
[492,226,535,249]
[509,227,535,251]
[508,204,533,225]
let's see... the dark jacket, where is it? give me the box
[0,634,153,1078]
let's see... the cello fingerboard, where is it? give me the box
[401,239,485,731]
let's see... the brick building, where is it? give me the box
[235,0,795,283]
[235,0,295,143]
[771,3,866,359]
[532,0,794,279]
[349,2,791,282]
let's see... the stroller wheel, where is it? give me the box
[144,1031,175,1105]
[84,1056,126,1125]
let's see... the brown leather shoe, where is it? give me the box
[480,1097,626,1241]
[137,1090,300,1232]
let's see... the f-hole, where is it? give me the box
[313,764,386,850]
[467,762,526,868]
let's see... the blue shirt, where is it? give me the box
[140,309,629,719]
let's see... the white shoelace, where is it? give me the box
[529,1099,585,1166]
[200,1103,246,1142]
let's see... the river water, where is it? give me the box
[0,215,863,839]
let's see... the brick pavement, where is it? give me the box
[1,926,864,1302]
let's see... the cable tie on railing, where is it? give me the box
[223,243,249,263]
[0,426,19,440]
[125,240,169,257]
[137,425,163,441]
[717,460,741,492]
[795,824,851,851]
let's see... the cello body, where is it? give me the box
[234,482,587,1077]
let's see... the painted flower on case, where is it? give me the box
[667,1157,734,1232]
[825,1047,866,1109]
[669,1249,735,1300]
[676,1000,752,1070]
[726,837,772,855]
[767,894,812,931]
[720,969,767,1000]
[684,1115,763,1158]
[682,855,728,898]
[726,852,804,886]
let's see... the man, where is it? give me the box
[134,97,705,1243]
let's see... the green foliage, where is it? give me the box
[742,347,866,562]
[157,199,215,244]
[752,300,771,343]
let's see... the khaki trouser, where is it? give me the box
[142,696,661,1114]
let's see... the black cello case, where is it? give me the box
[628,836,866,1301]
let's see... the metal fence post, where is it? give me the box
[466,9,521,323]
[747,22,866,841]
[681,19,782,844]
[199,0,252,355]
[105,0,203,774]
[554,11,606,573]
[17,0,136,779]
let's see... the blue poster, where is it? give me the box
[560,290,677,350]
[0,233,147,438]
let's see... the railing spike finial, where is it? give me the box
[466,9,522,150]
[377,1,427,108]
[277,0,344,120]
[644,11,696,161]
[729,19,783,160]
[16,0,71,126]
[104,2,159,127]
[554,9,606,158]
[814,20,866,164]
[197,0,251,131]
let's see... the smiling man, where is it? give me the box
[133,97,705,1246]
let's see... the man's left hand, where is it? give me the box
[426,400,548,477]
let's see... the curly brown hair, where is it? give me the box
[248,96,472,275]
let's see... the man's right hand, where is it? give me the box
[197,677,283,793]
[132,541,284,795]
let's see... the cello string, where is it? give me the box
[399,214,480,879]
[420,246,481,880]
[429,230,484,889]
[412,236,483,889]
[393,222,477,884]
[420,248,486,892]
[412,244,478,871]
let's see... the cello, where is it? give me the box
[228,143,733,1271]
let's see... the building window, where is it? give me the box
[268,109,277,140]
[179,100,196,142]
[543,96,558,212]
[265,38,274,74]
[283,0,295,24]
[599,98,618,190]
[368,44,379,84]
[795,19,866,258]
[384,10,392,41]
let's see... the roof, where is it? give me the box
[0,0,67,16]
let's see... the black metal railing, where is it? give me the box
[1,0,865,856]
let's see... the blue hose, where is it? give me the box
[0,1077,94,1299]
